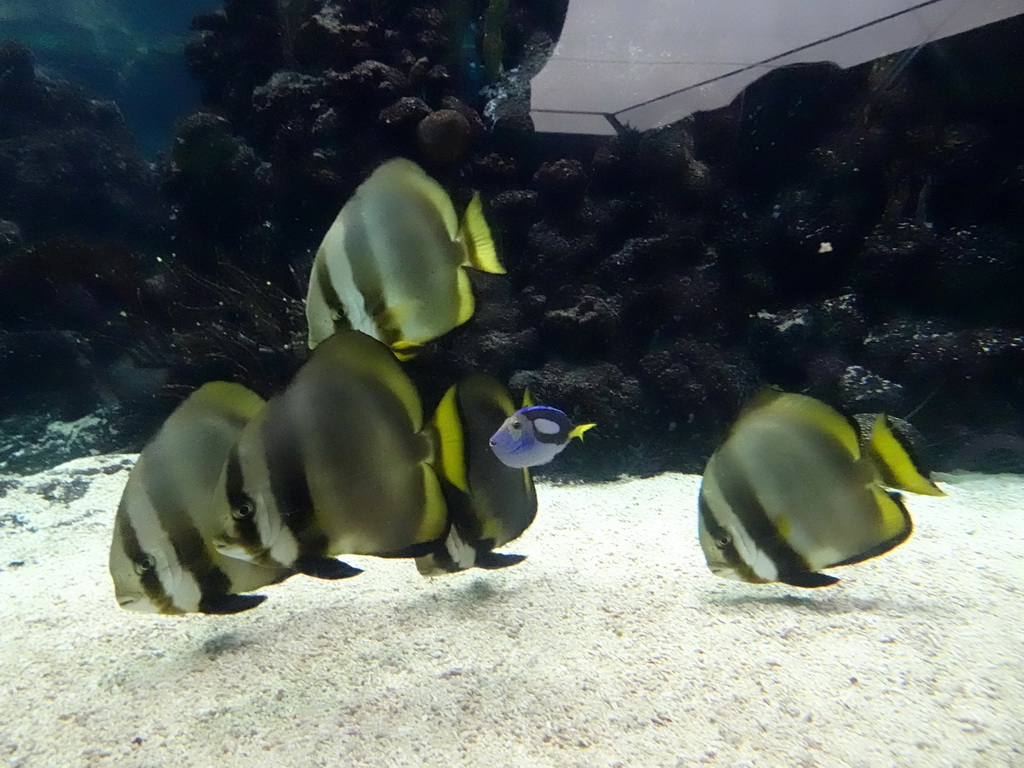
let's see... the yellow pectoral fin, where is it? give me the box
[377,299,417,336]
[416,466,450,542]
[458,193,504,274]
[569,423,596,441]
[430,385,469,492]
[454,269,476,326]
[378,301,426,358]
[868,415,946,497]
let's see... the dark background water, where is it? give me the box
[0,0,220,156]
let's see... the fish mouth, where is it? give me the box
[709,566,744,581]
[214,538,276,567]
[710,565,768,584]
[213,536,246,556]
[116,594,162,613]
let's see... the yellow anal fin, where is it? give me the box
[871,486,913,542]
[458,192,504,274]
[827,487,913,570]
[868,415,946,497]
[569,422,597,441]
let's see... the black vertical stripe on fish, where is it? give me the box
[711,456,815,581]
[424,530,459,573]
[260,403,320,555]
[314,253,350,334]
[342,202,386,332]
[698,493,762,584]
[141,458,230,601]
[224,445,263,555]
[117,498,175,612]
[439,474,485,552]
[869,453,900,490]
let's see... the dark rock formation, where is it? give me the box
[0,41,163,247]
[3,4,1023,479]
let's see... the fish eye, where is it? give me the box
[133,555,155,575]
[232,501,255,521]
[714,533,731,549]
[510,421,522,432]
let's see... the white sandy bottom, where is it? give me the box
[0,456,1022,768]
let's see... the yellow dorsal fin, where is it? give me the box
[522,388,535,408]
[569,423,596,441]
[744,390,860,459]
[867,415,946,497]
[429,385,468,492]
[379,157,460,237]
[191,381,266,423]
[457,193,504,274]
[320,330,424,429]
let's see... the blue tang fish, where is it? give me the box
[488,405,595,468]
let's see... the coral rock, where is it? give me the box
[294,10,381,69]
[379,97,432,130]
[532,159,588,202]
[489,190,539,229]
[840,365,907,412]
[416,108,473,166]
[348,60,411,99]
